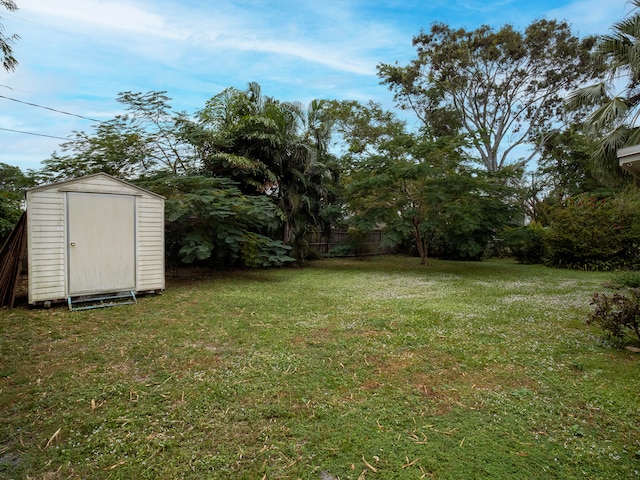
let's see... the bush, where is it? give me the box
[588,289,640,344]
[611,270,640,289]
[327,243,355,257]
[544,192,640,270]
[139,174,294,268]
[502,224,546,264]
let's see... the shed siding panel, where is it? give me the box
[56,176,142,196]
[136,196,165,291]
[27,190,67,303]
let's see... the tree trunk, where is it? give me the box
[412,219,429,266]
[283,222,293,245]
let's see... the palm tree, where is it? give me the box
[263,98,337,260]
[196,83,338,261]
[566,0,640,183]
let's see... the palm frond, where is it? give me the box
[609,12,640,39]
[598,34,633,66]
[592,126,631,184]
[624,125,640,146]
[587,97,630,130]
[598,9,640,80]
[565,82,612,110]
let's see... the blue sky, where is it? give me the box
[0,0,631,172]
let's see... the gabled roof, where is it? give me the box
[26,172,165,199]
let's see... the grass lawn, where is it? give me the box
[1,256,639,479]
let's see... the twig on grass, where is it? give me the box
[43,428,61,448]
[402,457,421,468]
[103,459,126,471]
[362,455,377,473]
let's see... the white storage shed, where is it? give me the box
[26,173,165,307]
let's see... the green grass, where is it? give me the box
[1,256,639,479]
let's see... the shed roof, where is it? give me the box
[26,172,165,199]
[617,145,640,179]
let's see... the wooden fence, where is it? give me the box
[305,229,391,256]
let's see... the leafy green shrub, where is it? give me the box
[611,270,640,288]
[327,243,355,257]
[139,174,294,268]
[240,233,294,267]
[502,224,546,264]
[0,163,32,245]
[544,192,640,270]
[589,289,640,343]
[0,194,22,245]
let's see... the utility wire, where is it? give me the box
[0,127,69,141]
[0,94,102,122]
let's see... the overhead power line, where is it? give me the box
[0,127,69,141]
[0,94,102,122]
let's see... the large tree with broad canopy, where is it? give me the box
[378,19,599,172]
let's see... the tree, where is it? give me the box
[528,125,614,225]
[379,20,599,172]
[32,117,147,182]
[347,137,516,264]
[0,162,31,243]
[273,99,338,260]
[538,125,609,201]
[195,83,338,262]
[30,85,339,267]
[34,91,197,182]
[0,0,18,72]
[319,99,409,158]
[194,84,278,193]
[117,91,198,175]
[566,0,640,183]
[338,102,516,264]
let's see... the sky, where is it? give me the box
[0,0,633,172]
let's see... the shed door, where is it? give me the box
[67,193,136,295]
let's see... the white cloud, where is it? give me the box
[18,0,183,40]
[547,0,630,35]
[16,0,383,76]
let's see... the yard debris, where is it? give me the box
[428,426,458,435]
[43,428,61,448]
[362,455,377,473]
[0,212,26,308]
[402,457,421,468]
[419,465,435,478]
[408,432,428,444]
[103,460,126,470]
